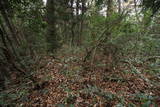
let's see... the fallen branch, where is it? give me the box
[103,76,127,82]
[145,56,160,62]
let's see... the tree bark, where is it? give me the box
[107,0,114,16]
[70,0,75,46]
[118,0,121,13]
[46,0,59,52]
[0,0,20,46]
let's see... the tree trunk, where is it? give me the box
[0,0,21,46]
[118,0,121,13]
[78,0,86,46]
[46,0,59,52]
[107,0,114,16]
[70,0,75,46]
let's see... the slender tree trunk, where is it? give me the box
[118,0,121,13]
[76,0,79,16]
[70,0,75,46]
[78,0,86,46]
[107,0,114,16]
[76,0,81,46]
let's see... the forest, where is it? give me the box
[0,0,160,106]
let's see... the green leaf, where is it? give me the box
[142,101,151,107]
[57,104,65,107]
[69,104,74,107]
[128,103,136,107]
[116,103,124,107]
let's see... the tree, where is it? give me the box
[0,0,45,89]
[107,0,114,16]
[46,0,60,52]
[118,0,122,13]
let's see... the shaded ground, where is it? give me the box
[21,49,160,107]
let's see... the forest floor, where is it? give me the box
[21,47,160,107]
[3,47,160,106]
